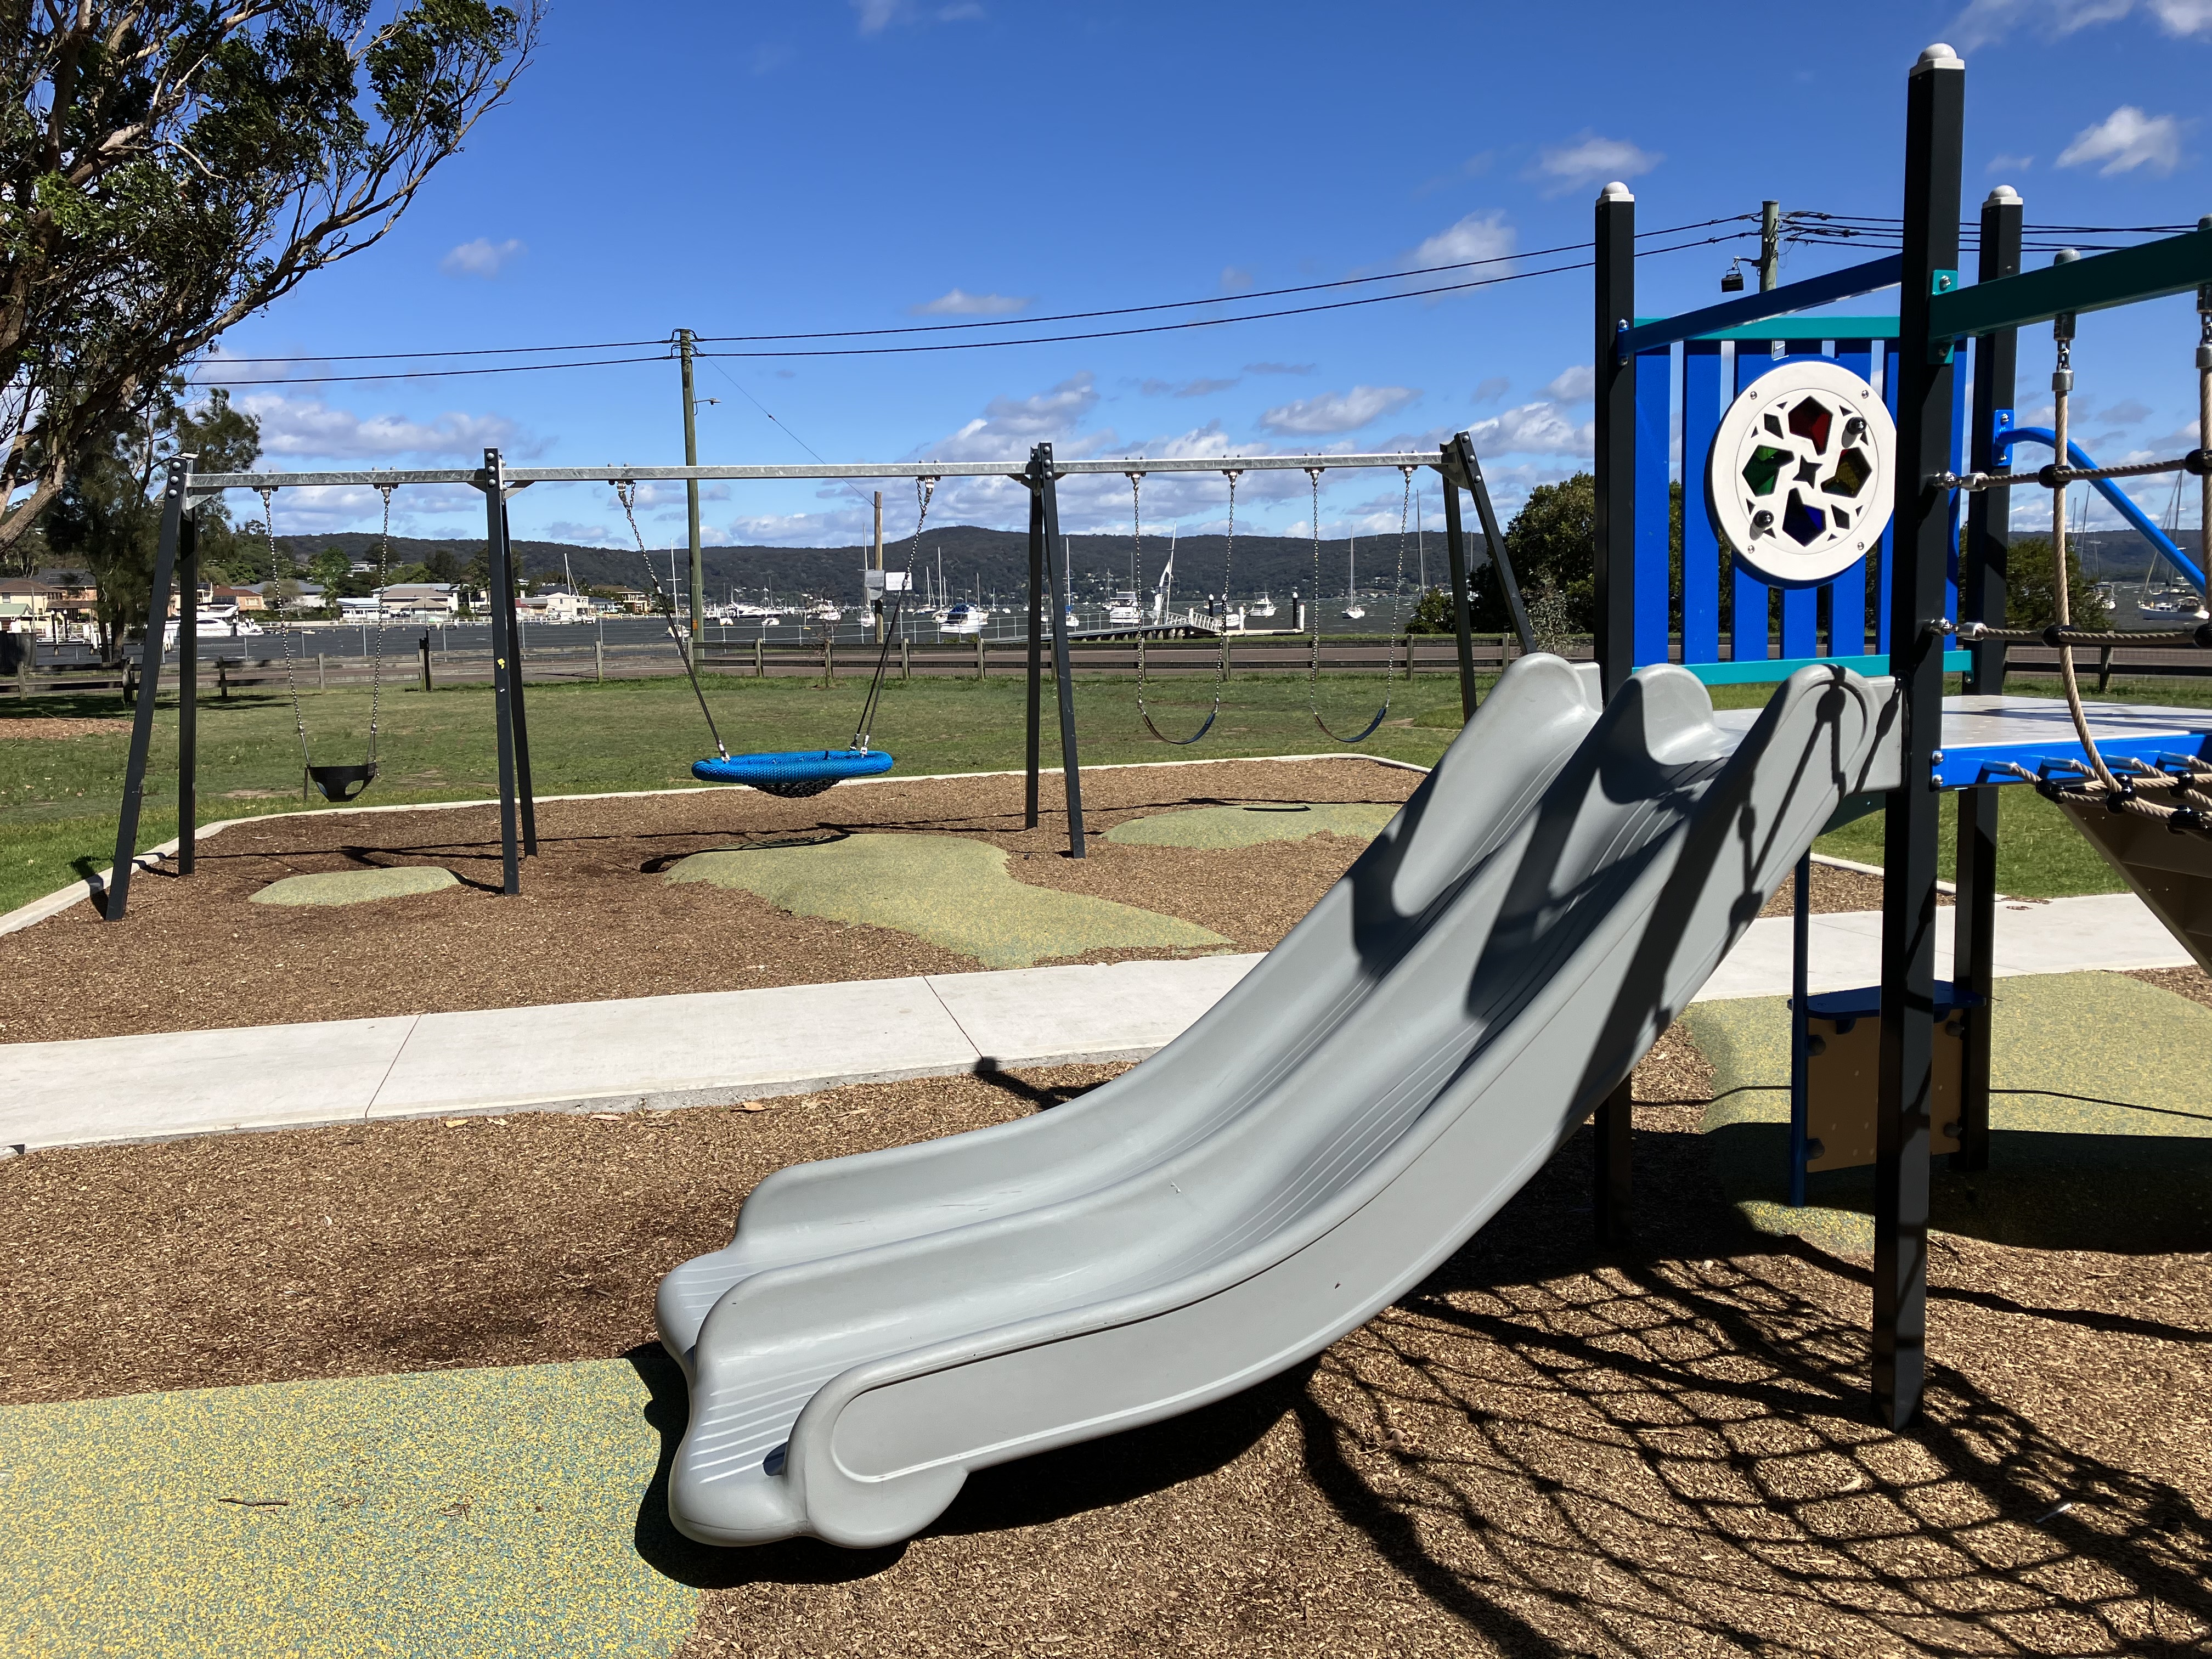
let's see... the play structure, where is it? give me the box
[636,42,2212,1551]
[105,439,1525,912]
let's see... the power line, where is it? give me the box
[190,351,673,386]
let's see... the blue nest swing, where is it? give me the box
[693,747,894,798]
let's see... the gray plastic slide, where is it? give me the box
[657,654,1899,1548]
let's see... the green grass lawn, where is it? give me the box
[4,667,2194,916]
[0,670,1471,915]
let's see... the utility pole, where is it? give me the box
[678,328,703,640]
[1759,200,1781,291]
[873,490,885,642]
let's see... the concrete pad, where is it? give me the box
[1104,802,1398,849]
[1691,891,2192,1004]
[250,865,459,907]
[665,833,1227,969]
[366,978,979,1120]
[928,953,1264,1068]
[0,1360,694,1659]
[0,1015,419,1152]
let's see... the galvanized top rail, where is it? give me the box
[185,450,1447,494]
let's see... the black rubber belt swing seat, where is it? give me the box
[262,483,391,803]
[1303,465,1412,746]
[1130,467,1239,747]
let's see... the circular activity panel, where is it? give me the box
[1707,360,1895,589]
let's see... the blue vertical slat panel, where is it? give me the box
[1775,338,1826,658]
[1680,340,1723,667]
[1731,343,1773,663]
[1877,340,1901,653]
[1633,346,1673,666]
[1829,338,1876,656]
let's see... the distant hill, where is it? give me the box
[276,524,1477,607]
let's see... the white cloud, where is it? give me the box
[439,238,526,279]
[1257,386,1420,436]
[1951,0,2212,43]
[1243,361,1313,376]
[1542,365,1595,403]
[1473,376,1511,404]
[1408,210,1515,271]
[236,393,529,460]
[1987,151,2035,173]
[1468,402,1594,460]
[853,0,984,32]
[1531,133,1661,198]
[1220,266,1255,292]
[909,287,1032,317]
[2058,105,2182,175]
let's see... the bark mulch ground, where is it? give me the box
[2130,963,2212,1013]
[5,1030,2206,1656]
[0,759,1419,1043]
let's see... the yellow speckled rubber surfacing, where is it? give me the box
[665,833,1227,969]
[1688,970,2212,1256]
[1103,802,1398,849]
[0,1361,694,1659]
[250,866,460,907]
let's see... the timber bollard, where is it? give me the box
[594,635,603,683]
[317,651,325,691]
[900,637,910,682]
[823,636,835,685]
[419,633,433,692]
[217,659,229,700]
[975,634,986,680]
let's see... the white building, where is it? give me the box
[373,582,461,617]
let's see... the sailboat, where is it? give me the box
[1340,531,1367,620]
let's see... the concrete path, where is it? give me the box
[2,894,2191,1155]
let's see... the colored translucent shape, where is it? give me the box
[1742,444,1790,497]
[1825,445,1871,498]
[1787,397,1833,453]
[1763,412,1786,439]
[1833,506,1853,530]
[1795,460,1821,486]
[1782,490,1826,546]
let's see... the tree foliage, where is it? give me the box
[43,379,258,652]
[1,0,539,561]
[2003,534,2111,633]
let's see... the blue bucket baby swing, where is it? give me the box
[614,476,932,798]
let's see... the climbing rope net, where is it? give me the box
[1942,270,2212,836]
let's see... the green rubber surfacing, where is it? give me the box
[0,1361,693,1659]
[1103,802,1399,849]
[666,833,1228,969]
[250,866,460,907]
[1688,970,2212,1256]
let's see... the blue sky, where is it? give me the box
[198,0,2212,555]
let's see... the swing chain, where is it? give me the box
[261,487,313,772]
[366,483,393,763]
[614,476,728,758]
[853,477,932,753]
[1306,465,1391,744]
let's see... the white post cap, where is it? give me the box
[1599,180,1634,203]
[1917,42,1964,69]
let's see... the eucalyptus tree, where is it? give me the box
[0,0,540,566]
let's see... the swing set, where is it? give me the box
[104,437,1527,917]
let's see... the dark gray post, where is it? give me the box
[1789,850,1812,1207]
[482,449,522,895]
[1594,1077,1633,1247]
[176,506,199,877]
[1876,42,1965,1431]
[1454,433,1536,657]
[1025,482,1044,830]
[1438,458,1479,721]
[106,457,190,921]
[1593,180,1638,702]
[499,500,538,855]
[1032,443,1086,857]
[1954,184,2021,1176]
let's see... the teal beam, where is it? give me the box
[1634,314,1900,343]
[1929,226,2212,341]
[1680,650,1971,687]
